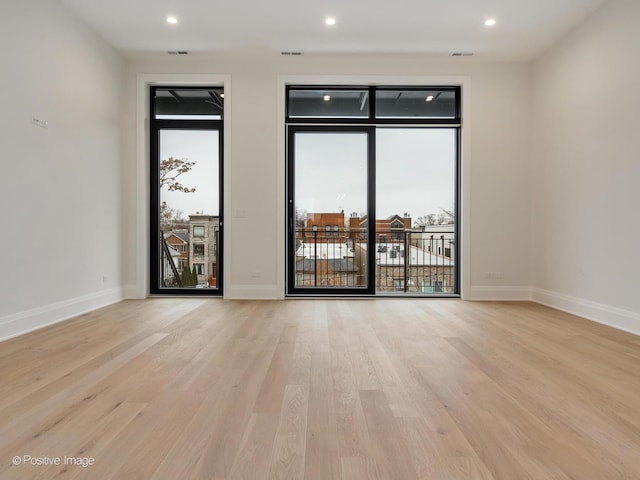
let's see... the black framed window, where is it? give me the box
[150,86,224,295]
[154,87,223,120]
[286,85,460,297]
[287,86,460,124]
[288,88,369,118]
[375,89,458,119]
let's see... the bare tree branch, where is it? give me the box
[160,157,197,193]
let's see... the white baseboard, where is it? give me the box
[0,287,124,342]
[466,286,533,301]
[224,284,283,300]
[532,288,640,337]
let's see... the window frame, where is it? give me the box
[285,84,461,297]
[286,125,377,296]
[286,85,461,125]
[149,85,224,296]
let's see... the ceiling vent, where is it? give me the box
[281,51,303,56]
[450,52,474,57]
[168,51,189,55]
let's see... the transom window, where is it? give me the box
[287,86,459,123]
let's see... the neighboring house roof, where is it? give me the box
[296,242,354,260]
[296,258,358,273]
[164,231,190,243]
[166,244,181,257]
[174,231,190,243]
[419,224,455,234]
[369,244,455,267]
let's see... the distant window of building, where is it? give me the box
[194,244,205,256]
[380,234,387,244]
[193,225,205,237]
[424,280,444,293]
[333,225,339,236]
[444,247,451,258]
[178,259,186,270]
[194,263,204,275]
[325,225,331,237]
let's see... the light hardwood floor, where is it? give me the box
[1,299,639,479]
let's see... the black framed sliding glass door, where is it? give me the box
[286,85,460,296]
[287,126,375,295]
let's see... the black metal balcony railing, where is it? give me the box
[295,228,456,293]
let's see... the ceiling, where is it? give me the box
[60,0,608,61]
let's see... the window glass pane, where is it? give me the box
[376,128,457,294]
[154,88,223,119]
[293,132,369,289]
[159,130,220,290]
[289,89,369,118]
[375,89,457,119]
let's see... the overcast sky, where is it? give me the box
[159,128,455,222]
[160,129,219,217]
[295,129,456,220]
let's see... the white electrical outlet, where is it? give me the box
[484,272,505,279]
[31,117,48,128]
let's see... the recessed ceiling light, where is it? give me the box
[484,18,497,27]
[166,16,178,24]
[425,95,434,102]
[323,95,331,101]
[325,17,336,26]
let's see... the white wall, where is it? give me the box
[532,0,640,333]
[0,0,124,340]
[122,53,532,300]
[1,0,636,339]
